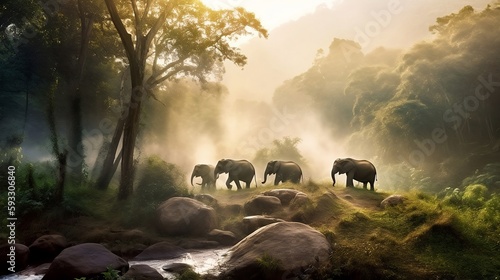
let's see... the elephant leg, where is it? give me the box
[225,177,233,190]
[274,176,280,186]
[245,180,251,188]
[234,179,243,190]
[346,172,355,188]
[369,181,375,191]
[363,182,367,189]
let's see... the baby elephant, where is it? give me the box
[262,160,303,185]
[190,164,216,190]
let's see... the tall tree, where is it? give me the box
[101,0,267,199]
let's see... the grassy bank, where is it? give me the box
[1,172,499,279]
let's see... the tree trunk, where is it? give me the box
[54,150,68,203]
[68,5,94,186]
[118,64,144,200]
[47,79,66,205]
[95,117,125,189]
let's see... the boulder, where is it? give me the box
[242,215,286,234]
[194,194,218,206]
[42,243,128,280]
[29,234,67,264]
[162,262,194,273]
[289,192,310,209]
[381,195,406,208]
[207,229,238,246]
[244,195,282,215]
[0,243,29,275]
[132,242,186,261]
[220,222,331,279]
[263,189,304,205]
[157,197,217,236]
[122,264,163,280]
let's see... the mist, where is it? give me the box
[9,0,499,193]
[137,1,500,192]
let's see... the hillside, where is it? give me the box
[7,180,499,279]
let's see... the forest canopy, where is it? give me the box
[273,4,500,189]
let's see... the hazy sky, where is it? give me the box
[216,0,494,102]
[202,0,344,30]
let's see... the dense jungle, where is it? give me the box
[1,0,499,279]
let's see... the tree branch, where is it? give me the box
[104,0,135,59]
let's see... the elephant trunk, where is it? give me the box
[190,171,196,187]
[331,167,337,186]
[262,172,269,184]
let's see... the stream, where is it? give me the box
[2,247,230,280]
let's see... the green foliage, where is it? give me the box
[462,184,488,208]
[101,267,120,280]
[71,267,121,280]
[462,163,500,191]
[127,156,189,226]
[439,185,500,245]
[273,4,500,186]
[176,268,200,280]
[253,137,306,168]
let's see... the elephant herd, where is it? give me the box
[191,158,377,191]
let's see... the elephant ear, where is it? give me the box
[340,159,355,172]
[225,160,235,171]
[272,161,280,173]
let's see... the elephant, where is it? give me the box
[214,159,257,190]
[190,164,216,190]
[331,158,377,191]
[262,160,303,185]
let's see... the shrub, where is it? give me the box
[128,156,189,226]
[442,187,462,206]
[477,194,500,231]
[462,184,488,208]
[462,163,500,191]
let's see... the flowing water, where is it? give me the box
[2,247,230,280]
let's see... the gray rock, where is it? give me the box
[122,264,163,280]
[289,192,310,209]
[244,195,282,215]
[263,189,304,205]
[29,234,67,264]
[242,215,285,233]
[381,195,406,208]
[194,194,218,206]
[162,262,194,273]
[133,242,186,261]
[157,197,217,236]
[220,222,331,279]
[207,229,238,246]
[41,243,128,280]
[1,244,29,275]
